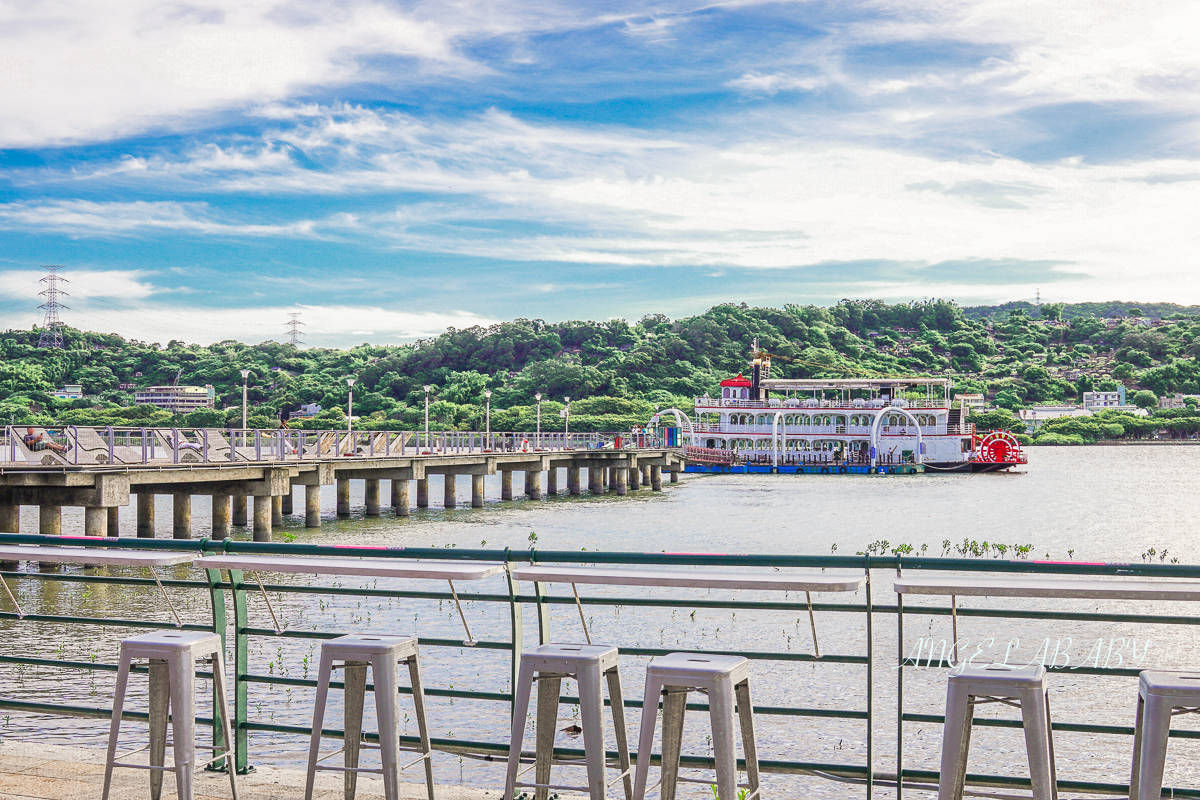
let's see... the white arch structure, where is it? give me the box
[770,412,785,467]
[648,408,697,447]
[870,406,924,467]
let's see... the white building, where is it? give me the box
[1083,389,1126,409]
[54,385,83,400]
[954,393,986,413]
[134,385,216,413]
[1018,405,1091,432]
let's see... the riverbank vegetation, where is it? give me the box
[1,298,1198,435]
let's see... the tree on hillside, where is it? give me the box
[1132,390,1158,409]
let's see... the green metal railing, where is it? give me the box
[0,532,1196,797]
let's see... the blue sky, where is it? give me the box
[1,0,1198,347]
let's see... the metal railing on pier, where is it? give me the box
[1,426,669,467]
[0,534,1196,797]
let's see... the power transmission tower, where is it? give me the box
[37,265,69,349]
[285,312,305,347]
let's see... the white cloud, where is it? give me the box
[0,268,157,300]
[1,301,499,349]
[0,200,319,237]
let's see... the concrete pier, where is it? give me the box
[392,480,410,517]
[670,469,679,483]
[0,437,684,549]
[336,479,351,516]
[173,495,191,539]
[651,464,663,491]
[137,494,155,537]
[39,504,61,536]
[444,475,457,508]
[84,507,105,537]
[616,467,628,496]
[212,495,232,539]
[252,495,272,541]
[629,465,640,490]
[305,484,321,527]
[643,464,652,486]
[0,505,17,534]
[471,474,484,507]
[364,479,380,516]
[0,505,16,568]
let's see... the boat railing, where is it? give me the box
[695,398,950,410]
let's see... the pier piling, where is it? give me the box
[305,484,322,527]
[364,479,380,516]
[392,480,410,517]
[336,479,351,516]
[107,506,120,536]
[212,495,231,539]
[501,470,513,500]
[252,496,272,541]
[651,465,663,491]
[232,496,247,526]
[567,466,580,495]
[84,507,105,537]
[137,494,155,537]
[173,495,191,539]
[417,477,429,508]
[471,474,484,507]
[444,475,457,508]
[547,467,558,495]
[616,468,627,496]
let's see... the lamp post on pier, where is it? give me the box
[564,396,570,444]
[484,389,492,445]
[535,393,542,450]
[240,369,251,430]
[424,385,432,452]
[346,377,356,436]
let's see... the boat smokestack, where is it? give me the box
[752,358,761,399]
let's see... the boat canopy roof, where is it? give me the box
[760,376,950,391]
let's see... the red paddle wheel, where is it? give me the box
[973,430,1026,464]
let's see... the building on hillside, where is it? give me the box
[1018,405,1091,432]
[954,393,986,412]
[1159,393,1200,410]
[290,403,322,419]
[134,385,216,413]
[54,385,83,400]
[1083,388,1126,409]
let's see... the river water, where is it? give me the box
[2,445,1199,798]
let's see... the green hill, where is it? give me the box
[2,298,1198,432]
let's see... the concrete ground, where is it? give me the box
[0,741,499,800]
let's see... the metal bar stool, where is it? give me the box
[633,652,759,800]
[304,634,434,800]
[1131,670,1200,800]
[938,664,1056,800]
[504,643,633,800]
[103,630,238,800]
